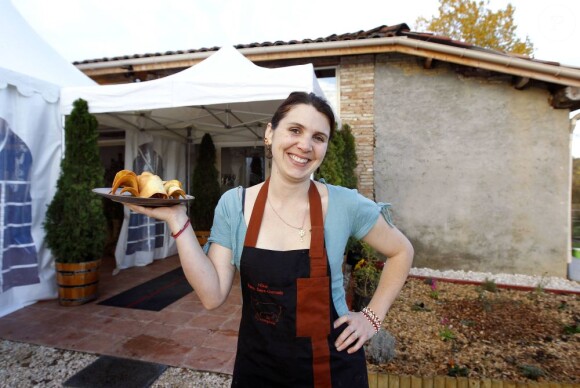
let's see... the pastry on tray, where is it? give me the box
[110,170,186,199]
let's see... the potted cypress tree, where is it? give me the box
[191,133,221,245]
[44,99,107,306]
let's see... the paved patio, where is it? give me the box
[0,255,241,375]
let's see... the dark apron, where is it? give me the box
[232,179,368,388]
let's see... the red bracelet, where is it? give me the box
[171,219,191,239]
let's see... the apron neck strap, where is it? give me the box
[243,178,327,278]
[308,181,327,278]
[244,178,270,247]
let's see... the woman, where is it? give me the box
[127,92,414,387]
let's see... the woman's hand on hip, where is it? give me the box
[333,311,376,353]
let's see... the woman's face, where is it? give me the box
[265,104,331,183]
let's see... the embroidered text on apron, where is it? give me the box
[232,179,368,387]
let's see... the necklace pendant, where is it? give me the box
[298,229,305,242]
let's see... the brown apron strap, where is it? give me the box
[304,182,332,387]
[243,178,270,248]
[308,181,327,278]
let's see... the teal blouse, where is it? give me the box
[204,181,393,317]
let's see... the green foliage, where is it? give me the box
[44,99,107,263]
[447,362,469,377]
[519,364,545,380]
[562,323,580,335]
[191,133,221,230]
[441,327,456,341]
[415,0,534,56]
[573,158,580,204]
[338,124,358,189]
[411,302,431,312]
[439,326,456,341]
[480,278,498,292]
[315,123,358,189]
[316,129,345,185]
[352,243,383,298]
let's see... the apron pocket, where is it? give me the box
[296,276,331,338]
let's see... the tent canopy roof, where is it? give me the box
[60,46,328,144]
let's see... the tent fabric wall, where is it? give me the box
[113,130,185,271]
[0,68,62,317]
[0,0,96,318]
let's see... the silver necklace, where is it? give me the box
[267,198,308,241]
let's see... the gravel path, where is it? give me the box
[1,269,577,387]
[0,340,232,387]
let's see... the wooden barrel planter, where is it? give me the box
[55,259,101,306]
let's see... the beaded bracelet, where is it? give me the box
[361,306,382,333]
[171,219,191,239]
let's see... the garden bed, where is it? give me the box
[374,277,579,383]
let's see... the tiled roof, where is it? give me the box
[73,23,559,67]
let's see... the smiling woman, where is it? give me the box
[122,91,414,387]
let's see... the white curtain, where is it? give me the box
[114,129,185,271]
[0,69,61,317]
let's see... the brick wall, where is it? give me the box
[339,55,375,199]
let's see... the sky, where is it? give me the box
[9,0,580,152]
[11,0,580,66]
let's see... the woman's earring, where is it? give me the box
[264,138,272,159]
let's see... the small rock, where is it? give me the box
[365,329,396,364]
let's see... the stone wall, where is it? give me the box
[372,53,571,277]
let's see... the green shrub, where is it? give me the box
[44,99,107,263]
[191,133,221,230]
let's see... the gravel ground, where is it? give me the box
[1,269,577,387]
[0,340,232,387]
[409,267,580,292]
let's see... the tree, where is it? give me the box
[191,133,221,230]
[415,0,534,56]
[315,123,358,188]
[315,127,345,186]
[339,124,358,189]
[44,99,107,263]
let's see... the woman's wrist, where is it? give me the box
[168,212,191,236]
[361,306,382,334]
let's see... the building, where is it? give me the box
[73,24,580,277]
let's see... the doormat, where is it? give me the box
[63,355,167,388]
[98,267,193,311]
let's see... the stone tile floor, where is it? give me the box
[0,255,241,375]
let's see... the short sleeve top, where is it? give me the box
[204,181,393,316]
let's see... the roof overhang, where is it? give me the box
[77,36,580,88]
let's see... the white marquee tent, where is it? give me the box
[61,46,330,271]
[0,0,95,317]
[61,45,326,145]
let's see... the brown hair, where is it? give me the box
[270,92,336,139]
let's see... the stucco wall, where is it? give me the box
[373,54,571,277]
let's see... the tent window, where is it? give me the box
[220,146,265,192]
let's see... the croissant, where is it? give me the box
[110,170,186,199]
[164,179,186,199]
[110,170,139,196]
[137,172,168,199]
